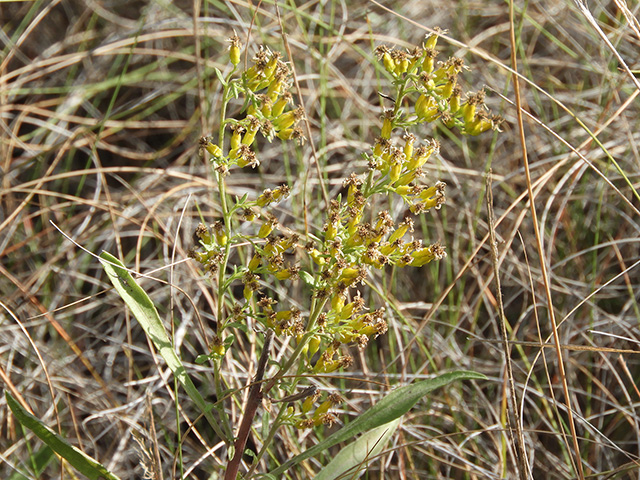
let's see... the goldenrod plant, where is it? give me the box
[8,2,640,478]
[184,31,497,477]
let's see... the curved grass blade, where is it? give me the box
[99,251,226,441]
[6,391,121,480]
[269,370,486,476]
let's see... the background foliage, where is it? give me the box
[2,0,640,478]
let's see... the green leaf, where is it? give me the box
[5,391,121,480]
[222,320,248,333]
[299,270,315,287]
[99,251,228,442]
[214,67,227,87]
[313,418,400,480]
[268,370,486,476]
[195,354,211,364]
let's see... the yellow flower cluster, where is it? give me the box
[375,29,503,136]
[190,34,500,427]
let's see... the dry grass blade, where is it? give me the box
[3,1,640,478]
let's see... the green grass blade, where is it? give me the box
[313,418,401,480]
[7,444,57,480]
[98,251,227,441]
[5,391,121,480]
[269,370,486,476]
[7,445,54,480]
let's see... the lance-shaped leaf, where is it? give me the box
[99,251,226,441]
[269,370,486,476]
[6,391,121,480]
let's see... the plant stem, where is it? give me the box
[224,330,274,480]
[212,71,238,443]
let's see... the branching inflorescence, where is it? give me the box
[190,29,501,429]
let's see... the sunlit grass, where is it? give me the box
[2,1,640,479]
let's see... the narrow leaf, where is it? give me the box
[314,418,401,480]
[214,67,227,86]
[99,251,227,441]
[269,370,486,475]
[6,391,121,480]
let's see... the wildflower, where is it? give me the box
[340,293,365,320]
[359,318,388,338]
[395,168,421,187]
[302,389,322,413]
[242,207,257,221]
[209,335,226,356]
[389,153,403,183]
[211,221,227,246]
[391,49,409,75]
[272,106,304,131]
[257,189,275,207]
[235,145,259,168]
[415,94,439,121]
[195,223,212,244]
[381,108,395,139]
[411,242,447,267]
[258,214,278,238]
[242,272,260,301]
[277,126,304,141]
[423,29,440,51]
[308,247,326,266]
[436,73,457,99]
[408,46,424,71]
[448,85,462,114]
[228,34,241,66]
[388,217,414,243]
[407,141,437,170]
[241,116,261,146]
[375,45,395,73]
[272,91,292,117]
[229,124,245,151]
[274,264,300,281]
[337,265,367,286]
[307,335,322,358]
[248,252,262,271]
[403,133,416,160]
[460,89,485,124]
[313,393,343,418]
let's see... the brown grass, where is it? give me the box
[2,1,640,479]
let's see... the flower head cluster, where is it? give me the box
[375,29,503,136]
[200,37,306,175]
[190,34,500,426]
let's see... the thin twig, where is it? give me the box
[508,1,584,477]
[486,171,529,479]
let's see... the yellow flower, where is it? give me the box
[410,243,446,267]
[423,30,439,51]
[258,216,278,238]
[228,34,241,66]
[381,109,394,138]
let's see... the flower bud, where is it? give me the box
[228,34,241,66]
[248,253,262,271]
[423,31,439,51]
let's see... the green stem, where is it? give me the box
[213,72,238,335]
[244,403,290,478]
[211,69,238,442]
